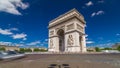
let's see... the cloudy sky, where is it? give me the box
[0,0,120,48]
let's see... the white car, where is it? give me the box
[0,51,25,60]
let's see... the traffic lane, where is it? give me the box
[0,54,54,63]
[0,53,120,63]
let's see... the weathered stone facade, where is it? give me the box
[48,9,86,53]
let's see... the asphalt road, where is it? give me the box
[0,53,120,68]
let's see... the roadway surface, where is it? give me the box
[0,53,120,68]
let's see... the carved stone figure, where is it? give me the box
[50,39,53,49]
[67,35,74,46]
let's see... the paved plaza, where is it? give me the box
[0,53,120,68]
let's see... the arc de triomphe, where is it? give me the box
[48,9,86,53]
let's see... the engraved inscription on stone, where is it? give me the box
[67,23,74,30]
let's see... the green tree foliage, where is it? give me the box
[34,48,40,52]
[19,48,32,53]
[19,48,25,52]
[95,47,101,52]
[39,49,48,52]
[117,46,120,51]
[24,48,32,52]
[104,48,112,50]
[0,47,5,51]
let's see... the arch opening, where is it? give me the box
[79,36,83,52]
[57,29,65,52]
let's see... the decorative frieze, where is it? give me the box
[77,24,84,32]
[67,23,74,31]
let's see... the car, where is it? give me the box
[0,51,26,60]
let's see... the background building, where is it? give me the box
[0,45,19,51]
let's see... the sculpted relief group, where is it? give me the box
[48,9,86,53]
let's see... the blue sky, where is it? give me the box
[0,0,120,48]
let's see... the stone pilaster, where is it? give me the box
[81,35,86,52]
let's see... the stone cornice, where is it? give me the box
[48,8,86,29]
[49,35,58,38]
[67,46,80,47]
[65,30,85,35]
[48,16,85,29]
[49,8,84,23]
[49,17,75,29]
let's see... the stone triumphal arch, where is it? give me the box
[48,9,86,53]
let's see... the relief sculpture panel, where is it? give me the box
[50,39,54,49]
[67,35,74,46]
[67,23,74,31]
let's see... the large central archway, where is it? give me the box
[57,29,65,52]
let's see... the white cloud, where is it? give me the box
[85,34,89,40]
[116,33,120,36]
[45,39,48,42]
[86,38,89,41]
[0,28,13,35]
[0,0,29,15]
[23,38,27,40]
[98,0,104,3]
[11,33,27,40]
[97,11,104,15]
[85,1,93,7]
[0,41,12,45]
[85,34,88,37]
[20,41,24,43]
[91,10,104,17]
[9,28,19,31]
[86,41,94,44]
[16,44,24,46]
[27,41,41,45]
[96,43,114,47]
[0,27,27,40]
[91,12,96,17]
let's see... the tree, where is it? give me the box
[117,46,120,51]
[19,48,25,52]
[34,48,40,52]
[25,48,32,52]
[104,48,112,50]
[0,47,5,51]
[95,47,101,52]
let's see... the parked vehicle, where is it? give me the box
[0,51,26,60]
